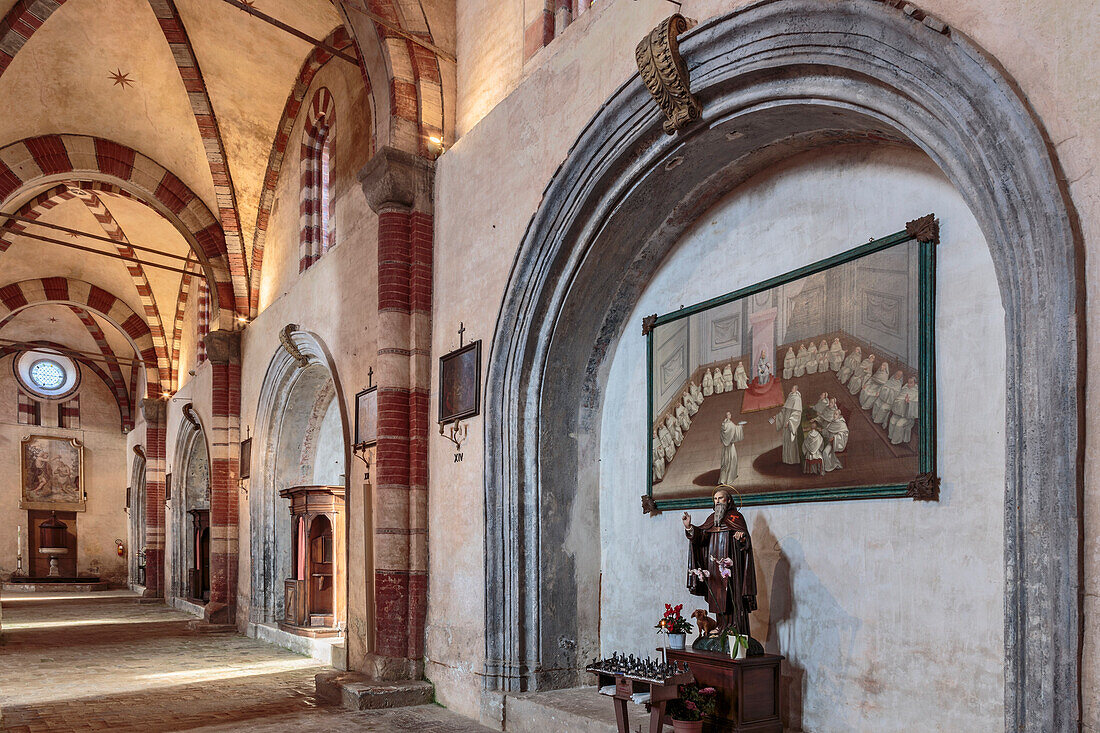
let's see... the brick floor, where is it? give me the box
[0,591,491,732]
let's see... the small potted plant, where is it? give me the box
[655,603,692,650]
[666,683,718,733]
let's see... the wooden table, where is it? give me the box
[662,648,783,732]
[587,666,694,733]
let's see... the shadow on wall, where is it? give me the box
[750,514,862,731]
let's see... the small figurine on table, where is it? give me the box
[681,486,762,654]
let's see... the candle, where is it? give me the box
[17,524,22,557]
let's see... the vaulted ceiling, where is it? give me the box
[0,0,450,419]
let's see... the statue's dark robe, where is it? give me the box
[686,510,757,635]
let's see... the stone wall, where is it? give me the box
[0,355,129,584]
[433,0,1097,727]
[600,147,1005,731]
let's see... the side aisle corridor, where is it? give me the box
[0,592,490,732]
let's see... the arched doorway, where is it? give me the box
[128,448,147,589]
[484,2,1080,729]
[251,330,350,637]
[171,409,211,604]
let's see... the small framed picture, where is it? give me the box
[355,387,378,447]
[439,340,482,424]
[165,472,172,502]
[239,438,252,480]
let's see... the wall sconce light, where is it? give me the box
[427,135,445,160]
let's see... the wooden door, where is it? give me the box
[29,510,77,577]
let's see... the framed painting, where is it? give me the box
[439,340,481,424]
[21,434,85,511]
[354,387,378,447]
[239,438,252,480]
[645,219,937,511]
[165,472,172,502]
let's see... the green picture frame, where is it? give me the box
[644,218,938,512]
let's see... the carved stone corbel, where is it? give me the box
[279,324,309,368]
[905,213,940,244]
[906,471,940,501]
[636,14,701,135]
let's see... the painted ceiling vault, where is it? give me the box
[0,0,452,417]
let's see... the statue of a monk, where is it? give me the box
[681,488,758,643]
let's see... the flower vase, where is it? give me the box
[728,634,748,660]
[672,720,703,733]
[668,632,686,650]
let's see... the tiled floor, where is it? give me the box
[0,591,490,732]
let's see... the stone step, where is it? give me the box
[504,686,637,733]
[186,619,237,633]
[315,670,434,711]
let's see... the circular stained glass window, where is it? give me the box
[30,359,66,390]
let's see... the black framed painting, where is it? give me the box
[354,387,378,447]
[439,340,481,424]
[646,220,937,511]
[165,472,172,502]
[239,438,252,480]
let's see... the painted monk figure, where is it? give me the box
[681,488,757,638]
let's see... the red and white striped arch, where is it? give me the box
[0,277,166,397]
[248,27,363,315]
[0,338,133,431]
[299,87,336,273]
[0,135,243,328]
[67,306,135,431]
[0,0,69,78]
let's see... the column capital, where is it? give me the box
[139,397,166,423]
[206,329,241,365]
[358,146,434,214]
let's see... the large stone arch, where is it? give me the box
[0,135,244,327]
[0,277,167,397]
[249,329,351,628]
[129,446,147,588]
[484,2,1081,730]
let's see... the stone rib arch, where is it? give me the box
[484,2,1080,730]
[0,135,243,327]
[0,277,167,397]
[334,0,445,156]
[169,407,210,601]
[0,338,131,430]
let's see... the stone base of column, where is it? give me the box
[201,601,233,625]
[359,652,424,682]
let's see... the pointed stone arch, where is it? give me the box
[0,135,244,328]
[0,277,167,397]
[484,2,1081,730]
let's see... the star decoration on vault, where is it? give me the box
[239,0,256,9]
[108,68,134,89]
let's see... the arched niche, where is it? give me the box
[171,411,211,603]
[484,2,1080,730]
[251,330,350,629]
[128,448,147,588]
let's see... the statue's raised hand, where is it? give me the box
[681,512,692,530]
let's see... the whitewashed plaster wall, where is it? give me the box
[433,1,1096,723]
[599,148,1005,731]
[0,355,129,584]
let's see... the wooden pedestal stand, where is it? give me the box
[662,648,783,732]
[588,666,694,733]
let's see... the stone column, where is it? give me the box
[359,146,434,679]
[205,329,241,624]
[139,397,166,598]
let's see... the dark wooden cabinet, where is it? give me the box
[29,510,77,578]
[663,649,783,733]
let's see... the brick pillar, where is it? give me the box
[360,146,433,680]
[140,398,166,597]
[205,330,241,624]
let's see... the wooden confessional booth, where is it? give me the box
[279,484,345,637]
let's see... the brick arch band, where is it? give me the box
[0,339,133,431]
[0,135,245,328]
[485,2,1081,730]
[0,277,166,397]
